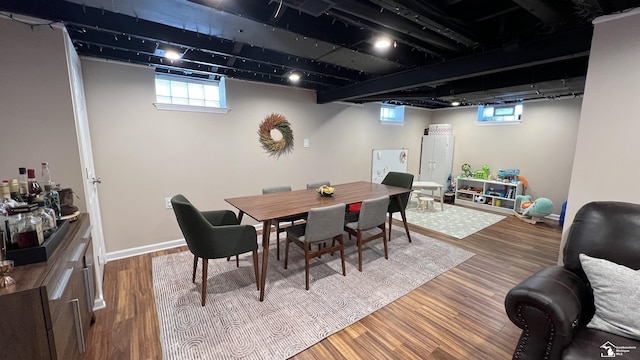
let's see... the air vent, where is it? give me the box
[282,0,335,17]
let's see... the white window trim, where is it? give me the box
[380,103,405,125]
[153,103,231,114]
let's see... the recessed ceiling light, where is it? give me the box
[451,101,461,106]
[288,73,300,82]
[374,38,392,48]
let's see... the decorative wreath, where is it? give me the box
[258,113,294,158]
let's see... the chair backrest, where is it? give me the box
[171,194,212,254]
[563,201,640,282]
[356,196,390,230]
[303,203,346,243]
[306,181,330,190]
[381,171,414,213]
[262,185,292,194]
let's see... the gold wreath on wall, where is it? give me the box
[258,113,294,158]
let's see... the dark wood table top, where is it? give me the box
[225,181,411,221]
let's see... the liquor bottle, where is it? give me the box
[27,169,42,201]
[41,162,52,186]
[43,184,61,220]
[16,211,43,248]
[9,179,23,202]
[18,167,28,197]
[1,181,11,202]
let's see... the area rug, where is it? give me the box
[393,203,506,239]
[152,229,474,360]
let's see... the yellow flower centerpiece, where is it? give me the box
[316,185,335,197]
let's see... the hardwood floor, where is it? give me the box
[83,207,561,360]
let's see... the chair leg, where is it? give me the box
[236,254,239,267]
[284,234,290,269]
[276,223,281,261]
[357,231,364,272]
[201,258,208,306]
[381,224,389,260]
[305,243,311,290]
[387,212,393,242]
[338,235,346,276]
[252,250,260,291]
[192,255,198,283]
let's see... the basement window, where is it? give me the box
[380,103,405,125]
[153,74,229,113]
[477,103,522,125]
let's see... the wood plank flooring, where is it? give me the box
[83,206,561,360]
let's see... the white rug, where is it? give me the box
[152,229,474,360]
[393,203,506,239]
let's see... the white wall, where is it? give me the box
[0,17,86,211]
[429,99,582,214]
[559,9,640,262]
[80,59,430,253]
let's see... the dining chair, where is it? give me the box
[284,203,347,290]
[171,194,259,306]
[344,196,390,271]
[306,181,330,190]
[262,185,306,260]
[381,171,414,242]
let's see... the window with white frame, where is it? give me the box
[380,103,405,125]
[476,103,523,125]
[154,74,228,113]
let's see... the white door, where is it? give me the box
[419,135,435,181]
[63,28,106,309]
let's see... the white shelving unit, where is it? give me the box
[455,177,524,213]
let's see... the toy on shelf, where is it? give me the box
[474,194,487,204]
[461,163,472,178]
[496,168,520,183]
[473,165,490,180]
[514,195,553,224]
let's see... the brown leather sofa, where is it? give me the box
[505,201,640,360]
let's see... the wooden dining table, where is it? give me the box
[225,181,413,301]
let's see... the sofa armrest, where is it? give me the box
[504,266,591,360]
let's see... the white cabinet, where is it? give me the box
[419,135,454,187]
[455,177,524,213]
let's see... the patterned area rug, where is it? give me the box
[393,203,506,239]
[152,229,474,359]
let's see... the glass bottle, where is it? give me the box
[1,181,11,202]
[43,184,61,220]
[41,162,52,187]
[18,167,28,198]
[27,168,42,201]
[17,212,43,248]
[9,179,23,202]
[34,202,55,233]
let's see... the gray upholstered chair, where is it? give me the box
[344,196,390,271]
[262,185,306,261]
[306,181,330,190]
[381,171,414,242]
[171,194,259,306]
[284,203,347,290]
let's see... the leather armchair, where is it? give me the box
[505,201,640,359]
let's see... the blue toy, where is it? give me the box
[514,195,553,224]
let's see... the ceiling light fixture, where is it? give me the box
[374,37,392,48]
[164,50,181,60]
[451,101,461,106]
[288,73,300,82]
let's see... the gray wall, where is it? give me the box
[559,9,640,262]
[0,17,86,211]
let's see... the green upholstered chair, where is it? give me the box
[284,203,347,290]
[344,196,390,271]
[262,185,306,261]
[381,171,414,242]
[171,194,259,306]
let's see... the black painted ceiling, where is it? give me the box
[2,0,639,108]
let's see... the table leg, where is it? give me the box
[395,195,412,243]
[440,187,444,211]
[238,210,245,223]
[260,219,272,301]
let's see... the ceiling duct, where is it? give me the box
[281,0,336,17]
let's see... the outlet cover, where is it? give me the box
[165,197,173,209]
